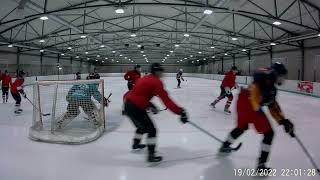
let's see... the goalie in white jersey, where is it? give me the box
[56,73,108,129]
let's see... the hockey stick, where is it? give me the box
[25,97,51,116]
[188,120,242,151]
[293,133,320,174]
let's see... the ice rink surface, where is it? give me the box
[0,76,319,180]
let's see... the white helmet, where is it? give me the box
[179,69,183,72]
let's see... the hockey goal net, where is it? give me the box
[29,79,106,144]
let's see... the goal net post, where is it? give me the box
[29,79,106,144]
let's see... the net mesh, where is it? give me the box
[29,79,105,144]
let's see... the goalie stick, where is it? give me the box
[188,120,242,151]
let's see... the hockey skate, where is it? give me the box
[132,143,146,151]
[224,108,231,114]
[14,109,23,114]
[210,102,217,108]
[219,145,234,154]
[147,154,163,164]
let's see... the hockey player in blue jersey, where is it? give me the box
[56,73,108,129]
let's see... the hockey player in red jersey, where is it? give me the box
[219,62,295,172]
[11,70,26,114]
[211,66,238,113]
[124,65,141,90]
[1,70,12,103]
[124,63,188,163]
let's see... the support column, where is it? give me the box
[70,56,73,74]
[232,54,235,66]
[301,40,305,81]
[40,52,43,76]
[270,46,273,66]
[221,56,224,73]
[248,50,251,75]
[57,54,60,78]
[16,47,21,72]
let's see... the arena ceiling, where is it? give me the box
[1,0,320,65]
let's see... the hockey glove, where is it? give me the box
[225,87,231,95]
[20,91,27,98]
[180,109,189,124]
[280,119,295,137]
[148,103,159,114]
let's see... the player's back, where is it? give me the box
[125,74,160,109]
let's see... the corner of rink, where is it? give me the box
[28,125,105,145]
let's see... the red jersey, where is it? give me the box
[125,74,183,114]
[1,74,12,87]
[221,71,236,88]
[10,78,24,94]
[124,70,141,84]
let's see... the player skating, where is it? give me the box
[124,64,141,90]
[1,70,12,103]
[124,63,188,163]
[56,73,108,129]
[176,69,184,88]
[10,70,26,114]
[219,62,295,172]
[210,66,238,114]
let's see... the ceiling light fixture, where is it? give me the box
[115,8,124,14]
[183,33,190,37]
[100,45,105,48]
[210,46,215,49]
[80,35,87,39]
[203,9,213,15]
[174,44,180,47]
[40,49,44,53]
[112,50,116,53]
[85,51,88,54]
[231,37,238,41]
[39,16,49,20]
[273,21,281,26]
[39,39,45,43]
[7,44,13,48]
[130,33,137,37]
[270,42,277,46]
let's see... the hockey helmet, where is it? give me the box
[150,63,164,73]
[271,62,287,75]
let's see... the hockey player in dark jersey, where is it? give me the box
[176,69,184,88]
[124,63,188,163]
[219,62,295,172]
[211,66,238,114]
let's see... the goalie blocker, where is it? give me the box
[29,78,107,144]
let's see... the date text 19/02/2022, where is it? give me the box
[233,168,318,177]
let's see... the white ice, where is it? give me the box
[0,76,319,180]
